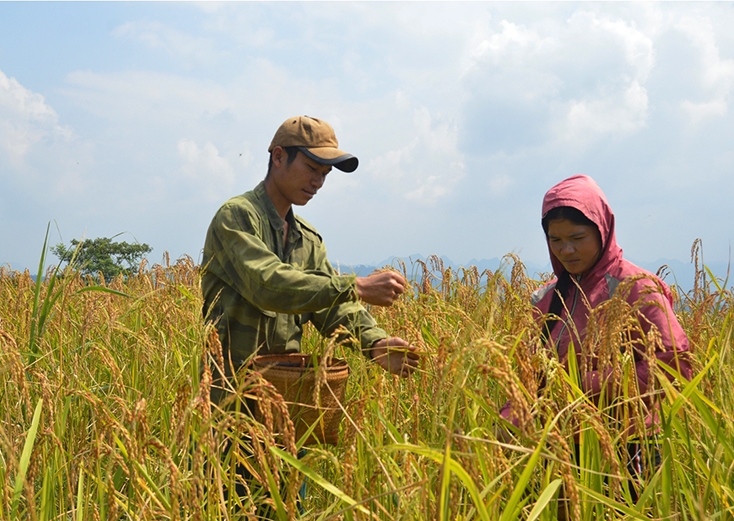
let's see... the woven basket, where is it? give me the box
[253,353,349,445]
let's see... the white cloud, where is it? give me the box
[405,175,447,203]
[675,15,734,124]
[487,173,512,197]
[557,80,649,144]
[462,10,656,154]
[466,21,561,103]
[0,69,73,166]
[676,16,734,92]
[63,70,234,121]
[681,98,728,124]
[567,11,656,81]
[553,12,654,145]
[113,20,220,67]
[177,138,236,201]
[365,106,464,206]
[0,69,95,206]
[472,20,556,67]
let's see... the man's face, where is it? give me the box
[270,149,332,207]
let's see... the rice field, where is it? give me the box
[0,245,731,520]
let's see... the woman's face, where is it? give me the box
[547,219,602,275]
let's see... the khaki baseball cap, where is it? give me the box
[268,115,359,173]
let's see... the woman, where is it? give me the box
[502,174,694,512]
[501,174,692,430]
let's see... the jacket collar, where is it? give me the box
[253,181,301,234]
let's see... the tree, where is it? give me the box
[52,236,152,281]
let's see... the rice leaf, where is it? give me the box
[75,467,84,521]
[500,421,551,521]
[526,478,562,521]
[10,399,43,519]
[28,223,51,365]
[387,443,491,521]
[74,285,132,299]
[439,433,452,520]
[260,458,288,521]
[271,446,374,517]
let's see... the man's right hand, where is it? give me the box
[368,337,420,377]
[355,271,407,306]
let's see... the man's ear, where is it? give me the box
[270,146,286,168]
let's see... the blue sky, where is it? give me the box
[2,2,733,279]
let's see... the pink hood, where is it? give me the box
[542,175,621,282]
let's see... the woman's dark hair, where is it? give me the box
[540,206,600,344]
[541,206,597,237]
[542,271,571,344]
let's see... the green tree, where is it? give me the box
[52,236,152,281]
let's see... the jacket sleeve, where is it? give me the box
[207,202,358,314]
[308,245,388,352]
[629,278,693,395]
[580,278,692,398]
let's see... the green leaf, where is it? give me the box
[421,323,439,349]
[577,482,650,519]
[439,434,452,520]
[500,421,551,521]
[74,286,132,299]
[29,223,51,365]
[10,399,43,519]
[271,447,374,517]
[386,443,491,521]
[526,479,562,521]
[75,468,85,521]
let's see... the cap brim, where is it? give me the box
[298,146,359,173]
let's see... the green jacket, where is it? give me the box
[202,181,387,371]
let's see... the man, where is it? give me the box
[202,115,420,400]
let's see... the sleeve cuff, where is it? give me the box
[360,328,388,356]
[332,273,358,300]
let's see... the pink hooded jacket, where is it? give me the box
[501,175,692,426]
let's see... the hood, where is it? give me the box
[542,175,623,278]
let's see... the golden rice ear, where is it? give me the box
[476,338,534,437]
[548,430,581,521]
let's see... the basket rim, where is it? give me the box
[252,353,349,370]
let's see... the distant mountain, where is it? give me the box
[634,258,731,293]
[335,254,547,279]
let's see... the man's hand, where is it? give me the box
[355,271,407,306]
[368,337,420,377]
